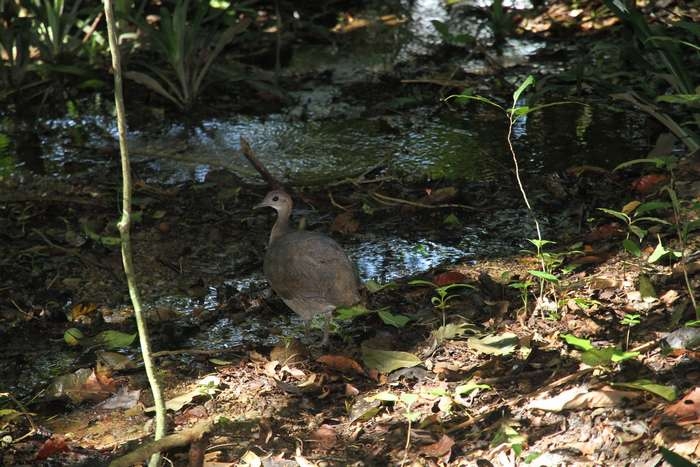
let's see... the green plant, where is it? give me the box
[602,1,699,152]
[431,20,473,47]
[611,156,699,318]
[621,313,641,350]
[561,333,639,367]
[0,12,33,92]
[126,0,250,110]
[491,421,525,457]
[509,279,533,313]
[446,76,581,317]
[489,0,514,47]
[597,203,671,256]
[372,391,421,465]
[408,280,474,327]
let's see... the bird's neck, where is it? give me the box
[269,207,292,245]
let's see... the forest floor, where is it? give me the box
[1,1,700,466]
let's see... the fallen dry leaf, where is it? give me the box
[631,174,668,193]
[331,211,360,234]
[317,354,365,375]
[433,271,468,287]
[419,434,455,458]
[36,435,69,460]
[529,386,641,412]
[661,387,700,425]
[310,424,338,450]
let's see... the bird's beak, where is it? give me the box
[254,201,268,210]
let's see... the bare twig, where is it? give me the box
[239,137,284,190]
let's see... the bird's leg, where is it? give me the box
[320,314,331,347]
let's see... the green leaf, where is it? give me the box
[90,330,137,349]
[373,391,399,402]
[580,347,615,366]
[408,279,437,288]
[528,239,556,248]
[209,358,233,366]
[613,157,670,171]
[648,240,669,263]
[635,201,672,215]
[335,305,372,320]
[656,94,700,105]
[361,347,422,374]
[64,328,84,346]
[635,216,671,225]
[432,322,477,343]
[431,19,450,38]
[610,350,639,363]
[512,75,535,104]
[561,333,593,351]
[597,208,630,223]
[612,379,677,401]
[660,447,698,467]
[364,280,396,293]
[628,224,647,241]
[454,380,490,396]
[639,274,657,299]
[622,239,642,257]
[467,333,518,355]
[125,70,183,109]
[446,93,504,111]
[377,309,411,328]
[528,270,559,282]
[400,392,418,406]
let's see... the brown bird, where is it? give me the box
[255,190,361,345]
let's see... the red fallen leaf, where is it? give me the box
[631,174,668,193]
[36,435,69,460]
[585,223,626,242]
[317,355,365,375]
[418,434,455,458]
[433,271,468,287]
[662,387,700,426]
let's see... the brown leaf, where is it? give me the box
[310,424,337,450]
[571,255,606,265]
[433,271,468,287]
[68,303,97,321]
[662,387,700,425]
[631,174,668,193]
[317,355,365,375]
[585,223,626,242]
[419,434,455,458]
[330,211,360,234]
[419,186,458,204]
[36,435,69,460]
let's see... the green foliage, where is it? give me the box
[561,333,639,366]
[601,1,700,152]
[126,0,250,110]
[408,279,474,326]
[489,0,514,46]
[431,20,473,47]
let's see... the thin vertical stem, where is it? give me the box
[103,1,167,466]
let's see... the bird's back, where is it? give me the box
[263,230,360,320]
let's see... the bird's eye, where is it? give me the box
[272,196,279,201]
